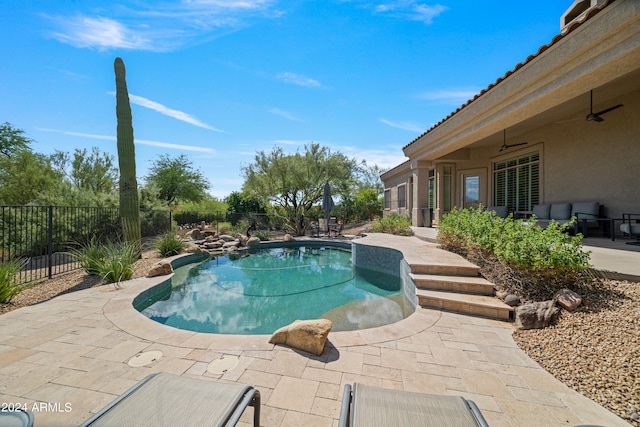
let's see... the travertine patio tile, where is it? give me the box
[184,348,223,362]
[257,405,287,427]
[148,357,195,376]
[316,382,340,400]
[494,398,558,426]
[33,340,95,355]
[302,366,342,384]
[264,350,308,377]
[84,340,150,362]
[268,377,319,412]
[459,368,515,399]
[447,389,501,412]
[379,347,419,372]
[417,362,461,379]
[0,347,39,369]
[474,343,536,367]
[396,340,432,354]
[2,331,65,348]
[429,345,475,369]
[143,342,193,358]
[443,340,480,352]
[184,361,208,376]
[362,363,402,381]
[362,353,380,366]
[280,410,333,427]
[401,370,465,395]
[54,327,113,346]
[512,365,574,393]
[239,369,282,389]
[323,349,363,375]
[311,396,341,419]
[508,386,566,407]
[98,376,140,396]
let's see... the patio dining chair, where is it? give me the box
[79,373,260,427]
[620,213,640,243]
[339,383,489,427]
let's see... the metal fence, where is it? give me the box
[0,206,172,285]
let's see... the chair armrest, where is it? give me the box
[338,384,352,427]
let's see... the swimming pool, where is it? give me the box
[135,245,414,334]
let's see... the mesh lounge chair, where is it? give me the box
[339,383,489,427]
[79,373,260,427]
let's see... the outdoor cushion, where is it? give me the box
[620,223,640,235]
[488,206,508,218]
[532,204,551,219]
[571,202,599,220]
[550,203,572,220]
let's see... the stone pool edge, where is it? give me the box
[101,238,440,351]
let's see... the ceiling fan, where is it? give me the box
[499,129,528,152]
[586,90,623,122]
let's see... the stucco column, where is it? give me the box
[410,160,432,227]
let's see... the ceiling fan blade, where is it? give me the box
[594,104,623,116]
[509,142,528,147]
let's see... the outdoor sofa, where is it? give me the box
[338,383,489,427]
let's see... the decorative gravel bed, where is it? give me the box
[513,279,640,426]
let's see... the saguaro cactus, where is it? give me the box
[114,57,141,255]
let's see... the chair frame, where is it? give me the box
[339,383,489,427]
[79,373,260,427]
[621,213,640,240]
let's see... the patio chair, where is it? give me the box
[0,407,34,427]
[620,213,640,242]
[339,383,489,427]
[79,373,260,427]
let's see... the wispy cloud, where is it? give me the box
[416,88,480,105]
[380,118,424,133]
[127,94,224,132]
[272,139,307,146]
[37,128,216,153]
[338,145,407,170]
[276,72,321,88]
[372,1,447,24]
[268,108,304,122]
[42,1,280,51]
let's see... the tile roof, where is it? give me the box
[403,0,616,150]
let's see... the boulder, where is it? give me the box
[204,241,223,249]
[147,261,174,278]
[218,234,235,242]
[202,230,217,238]
[269,319,332,356]
[184,244,201,253]
[554,288,582,312]
[515,300,560,330]
[284,233,294,242]
[188,228,202,240]
[222,240,240,248]
[247,236,261,246]
[504,294,521,307]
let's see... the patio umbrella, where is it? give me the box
[321,182,335,233]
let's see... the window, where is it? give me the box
[493,152,540,212]
[398,185,406,209]
[384,190,390,209]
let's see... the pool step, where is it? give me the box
[416,290,514,321]
[409,263,480,277]
[412,273,495,296]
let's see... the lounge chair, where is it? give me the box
[339,383,489,427]
[79,373,260,427]
[0,407,34,427]
[620,213,640,242]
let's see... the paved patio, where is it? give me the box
[0,234,633,426]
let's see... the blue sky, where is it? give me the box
[1,1,571,199]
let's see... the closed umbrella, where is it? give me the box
[321,182,335,234]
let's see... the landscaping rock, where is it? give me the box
[284,233,294,242]
[554,288,582,312]
[147,261,173,278]
[247,236,261,246]
[202,230,217,238]
[269,319,332,356]
[505,294,521,307]
[203,241,223,249]
[218,234,235,242]
[222,240,240,249]
[188,229,202,239]
[515,300,560,330]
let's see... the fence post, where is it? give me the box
[47,205,53,279]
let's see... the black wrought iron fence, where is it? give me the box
[1,206,172,285]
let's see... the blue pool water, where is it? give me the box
[136,245,413,334]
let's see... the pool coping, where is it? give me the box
[102,239,439,352]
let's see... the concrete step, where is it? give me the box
[417,289,514,321]
[412,273,495,296]
[409,262,480,277]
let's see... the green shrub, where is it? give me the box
[253,229,273,241]
[0,258,27,303]
[371,213,413,236]
[69,239,138,284]
[97,241,138,284]
[438,207,591,294]
[155,232,185,257]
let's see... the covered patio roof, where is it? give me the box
[403,0,640,162]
